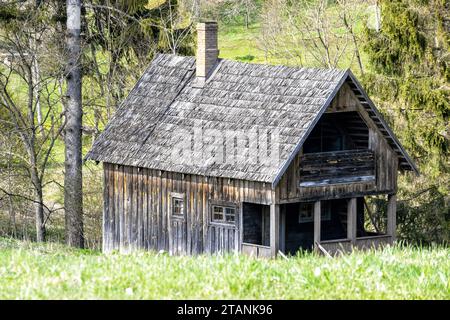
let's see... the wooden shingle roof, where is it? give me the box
[86,54,417,186]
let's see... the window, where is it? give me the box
[298,202,332,223]
[211,205,236,224]
[171,197,184,217]
[298,203,314,223]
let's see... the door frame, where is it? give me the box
[207,199,240,254]
[168,192,187,255]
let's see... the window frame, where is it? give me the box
[209,201,238,227]
[170,192,185,219]
[298,202,332,223]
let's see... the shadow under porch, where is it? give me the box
[279,197,396,255]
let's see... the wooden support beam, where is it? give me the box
[347,198,357,244]
[387,194,397,241]
[270,204,280,257]
[314,201,321,250]
[280,206,286,253]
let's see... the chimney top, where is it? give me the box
[195,21,219,87]
[197,21,218,27]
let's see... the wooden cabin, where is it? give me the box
[86,22,418,257]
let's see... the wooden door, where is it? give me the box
[207,202,240,254]
[169,193,187,255]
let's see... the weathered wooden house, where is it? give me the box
[86,22,418,257]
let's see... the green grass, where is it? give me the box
[0,238,448,299]
[219,23,266,63]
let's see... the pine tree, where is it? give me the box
[363,0,449,243]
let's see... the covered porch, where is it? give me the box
[240,195,397,257]
[280,195,397,256]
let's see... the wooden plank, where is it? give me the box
[248,180,255,202]
[150,170,157,249]
[199,176,206,253]
[156,170,162,250]
[347,198,357,243]
[117,165,124,251]
[270,204,280,257]
[280,205,286,253]
[288,157,297,199]
[313,201,321,249]
[161,171,167,250]
[192,175,200,253]
[140,168,145,248]
[132,167,138,249]
[143,168,149,249]
[108,164,116,252]
[112,165,119,250]
[241,243,257,257]
[224,226,229,252]
[387,194,397,241]
[126,166,133,251]
[185,174,191,254]
[102,163,109,252]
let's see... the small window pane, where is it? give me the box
[211,205,235,224]
[225,207,235,222]
[172,198,184,216]
[213,206,223,221]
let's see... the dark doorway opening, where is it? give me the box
[242,202,270,246]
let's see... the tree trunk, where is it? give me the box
[30,165,45,241]
[64,0,84,248]
[8,195,16,237]
[375,0,381,32]
[34,183,45,242]
[31,49,44,137]
[342,12,364,75]
[245,1,250,29]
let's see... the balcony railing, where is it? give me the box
[241,243,272,258]
[319,235,393,255]
[299,149,375,187]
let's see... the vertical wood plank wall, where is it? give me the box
[103,163,275,254]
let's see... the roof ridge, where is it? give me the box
[157,52,347,73]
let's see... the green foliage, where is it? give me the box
[364,1,426,76]
[363,0,449,157]
[397,186,449,244]
[0,238,448,299]
[362,0,449,244]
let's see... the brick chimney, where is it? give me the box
[196,22,219,85]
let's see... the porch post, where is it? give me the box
[347,198,357,244]
[313,201,321,250]
[270,204,280,257]
[387,194,397,242]
[280,206,286,253]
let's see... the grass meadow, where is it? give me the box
[0,237,448,300]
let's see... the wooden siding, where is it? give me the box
[320,235,393,255]
[103,163,274,254]
[241,243,272,258]
[298,149,375,186]
[276,84,398,203]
